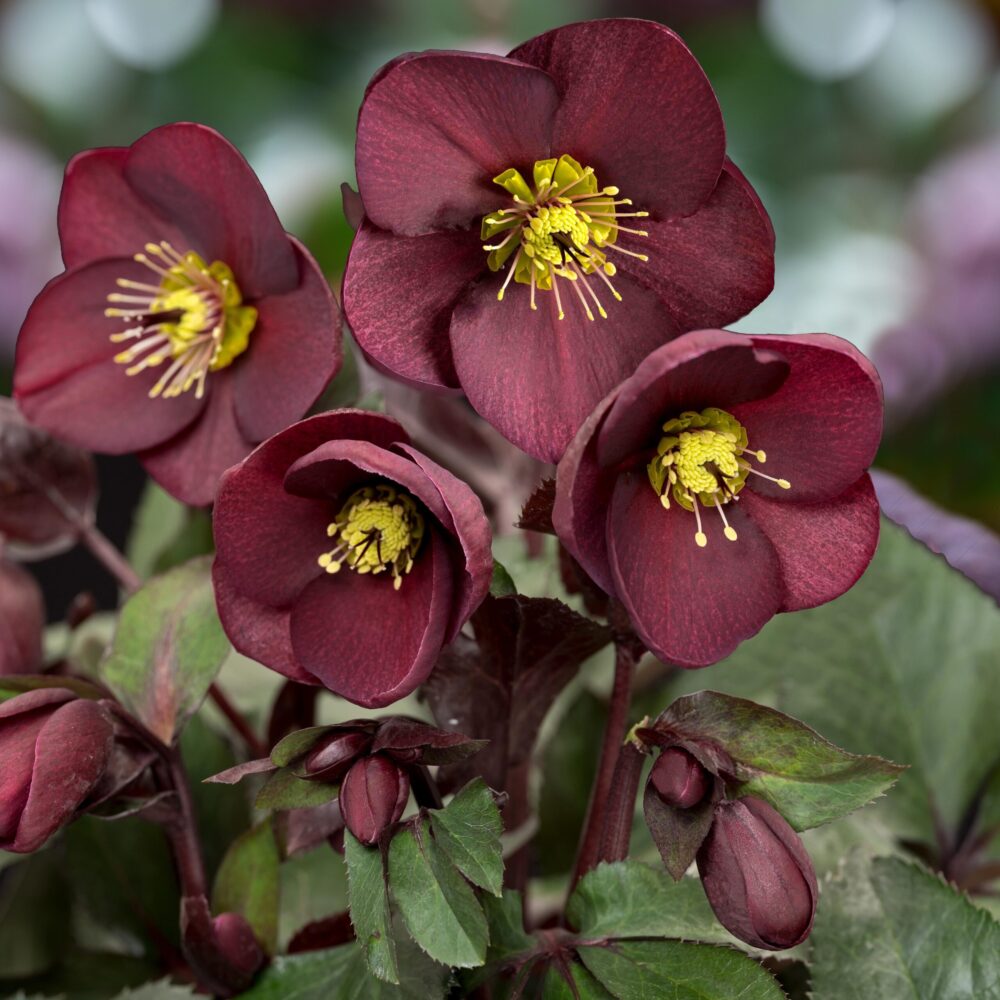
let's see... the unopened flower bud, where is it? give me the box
[0,688,113,852]
[0,559,44,675]
[302,730,371,782]
[339,754,410,845]
[211,912,265,980]
[697,797,817,950]
[650,747,710,809]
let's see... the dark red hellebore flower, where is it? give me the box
[554,329,882,666]
[0,687,114,853]
[697,796,818,950]
[14,122,342,506]
[212,410,492,707]
[339,753,411,845]
[344,18,774,462]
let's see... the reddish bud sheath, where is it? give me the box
[339,754,410,845]
[649,747,711,809]
[302,730,371,782]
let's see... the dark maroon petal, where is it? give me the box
[124,123,298,299]
[289,530,453,708]
[511,19,725,220]
[212,411,408,608]
[597,330,789,469]
[139,375,252,507]
[734,335,883,503]
[344,222,484,389]
[284,440,452,528]
[13,699,113,852]
[0,700,53,842]
[450,272,676,462]
[740,475,880,613]
[395,444,492,639]
[608,472,782,667]
[212,569,317,685]
[58,148,184,268]
[14,260,205,454]
[356,52,558,236]
[233,238,342,444]
[617,162,775,331]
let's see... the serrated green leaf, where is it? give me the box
[100,558,229,744]
[811,853,1000,999]
[242,940,450,999]
[578,940,785,999]
[489,560,517,597]
[659,691,904,830]
[542,962,614,999]
[429,779,504,897]
[482,891,534,962]
[255,768,339,812]
[665,521,1000,843]
[567,861,728,944]
[345,831,398,984]
[387,819,488,969]
[211,819,280,955]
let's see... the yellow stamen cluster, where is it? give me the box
[317,485,425,590]
[481,154,649,321]
[647,408,790,548]
[105,242,256,400]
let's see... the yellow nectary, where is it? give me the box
[646,408,790,548]
[317,484,425,590]
[481,154,649,321]
[105,242,257,400]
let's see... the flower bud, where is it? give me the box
[301,730,371,782]
[649,747,710,809]
[211,912,265,980]
[0,688,113,852]
[696,797,817,950]
[0,558,44,675]
[339,754,410,845]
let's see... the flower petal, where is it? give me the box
[734,335,883,503]
[14,260,205,454]
[212,569,317,685]
[289,529,453,707]
[617,161,775,331]
[138,375,252,507]
[597,330,789,468]
[344,222,483,389]
[395,444,492,639]
[356,52,558,236]
[511,19,725,220]
[58,148,185,268]
[124,123,298,299]
[233,238,343,444]
[608,471,783,667]
[449,271,676,462]
[740,475,880,613]
[212,411,407,608]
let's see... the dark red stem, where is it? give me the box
[597,741,646,864]
[208,683,267,758]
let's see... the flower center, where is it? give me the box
[105,242,257,400]
[481,154,649,321]
[646,408,790,548]
[317,485,425,590]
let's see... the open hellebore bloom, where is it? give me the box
[697,797,818,950]
[344,18,774,461]
[0,688,114,853]
[212,410,492,707]
[14,123,341,506]
[554,330,882,666]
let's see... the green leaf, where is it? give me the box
[482,891,534,962]
[100,558,230,744]
[0,674,104,702]
[387,819,488,969]
[664,521,1000,843]
[126,481,201,579]
[270,726,338,767]
[578,940,785,999]
[242,940,450,999]
[255,768,339,812]
[567,861,730,945]
[211,819,281,955]
[489,559,517,597]
[541,962,614,999]
[345,831,398,984]
[659,690,904,830]
[429,779,504,897]
[811,853,1000,999]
